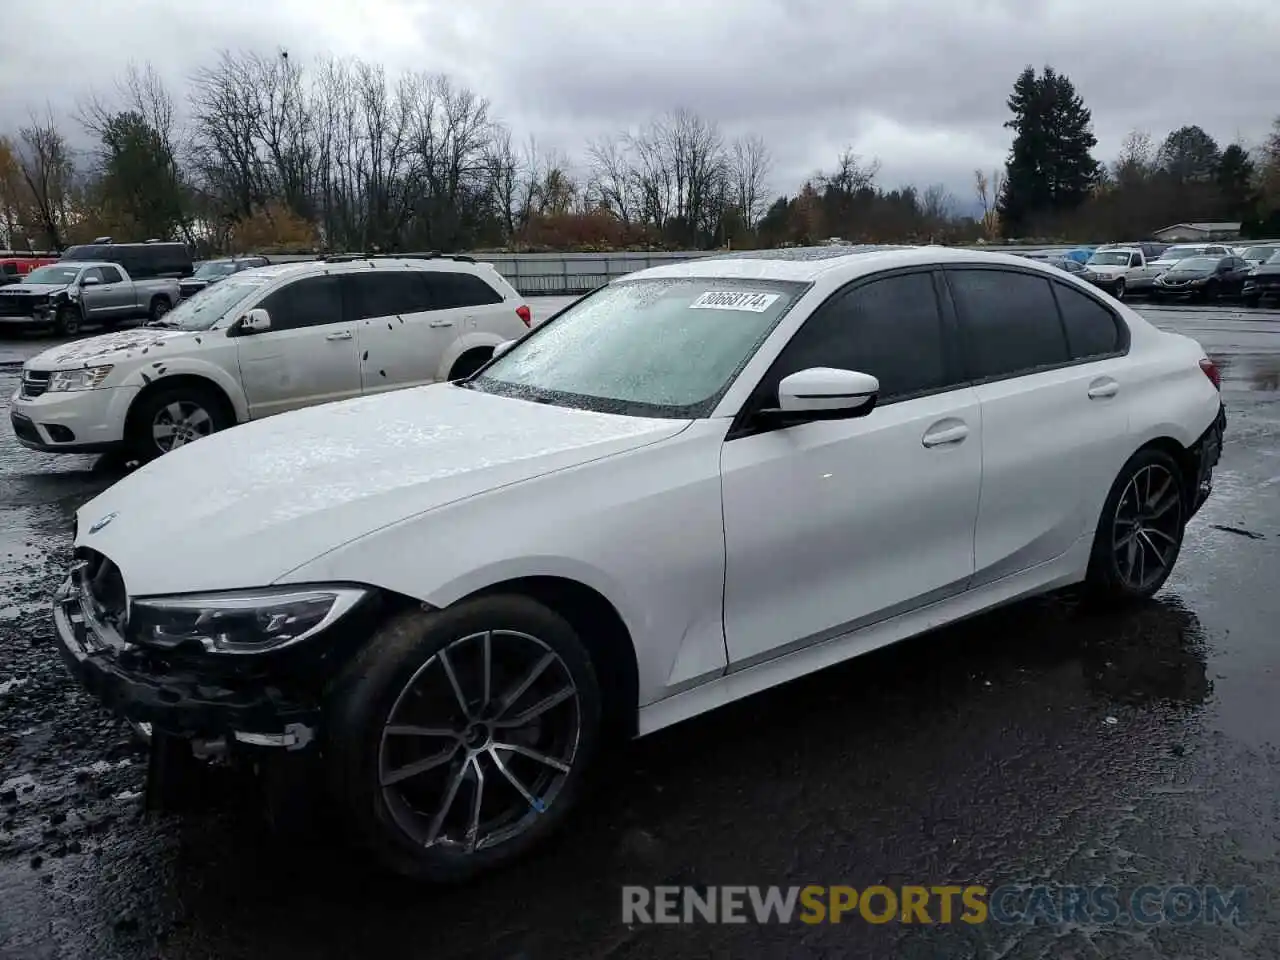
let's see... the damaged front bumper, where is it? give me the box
[52,575,325,753]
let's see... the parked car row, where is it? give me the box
[10,255,532,460]
[36,244,1226,882]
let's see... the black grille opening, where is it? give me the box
[74,548,128,627]
[11,414,40,444]
[21,370,50,399]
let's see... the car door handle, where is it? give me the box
[922,422,969,447]
[428,320,454,328]
[1088,378,1119,399]
[325,331,353,341]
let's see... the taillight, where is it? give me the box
[1199,357,1221,391]
[516,305,532,328]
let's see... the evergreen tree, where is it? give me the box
[1158,125,1222,184]
[997,66,1100,237]
[1216,144,1255,219]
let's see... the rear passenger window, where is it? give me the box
[765,272,952,403]
[347,273,433,320]
[426,272,503,309]
[258,276,344,330]
[947,269,1068,380]
[1052,283,1121,359]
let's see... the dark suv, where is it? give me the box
[61,240,194,281]
[179,256,271,300]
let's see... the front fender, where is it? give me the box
[121,358,250,422]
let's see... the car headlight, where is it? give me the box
[47,365,113,392]
[128,585,369,655]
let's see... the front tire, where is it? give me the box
[149,297,172,323]
[54,305,82,336]
[1243,295,1260,308]
[1085,448,1187,603]
[327,596,602,882]
[125,383,229,462]
[1112,278,1126,301]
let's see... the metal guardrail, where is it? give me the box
[2,243,1089,296]
[254,244,1088,296]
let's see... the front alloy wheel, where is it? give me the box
[328,597,602,881]
[378,629,581,852]
[152,400,216,452]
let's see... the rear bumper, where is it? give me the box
[1189,404,1226,517]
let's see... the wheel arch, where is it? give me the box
[449,575,640,739]
[1131,435,1198,504]
[123,373,239,442]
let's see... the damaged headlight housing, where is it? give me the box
[48,365,113,392]
[128,585,369,655]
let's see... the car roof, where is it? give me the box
[624,244,1067,284]
[233,256,497,282]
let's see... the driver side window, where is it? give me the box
[257,276,344,331]
[759,271,957,405]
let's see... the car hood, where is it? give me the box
[1250,263,1280,276]
[0,283,67,297]
[1160,270,1211,280]
[74,384,691,596]
[1087,264,1128,275]
[25,327,198,369]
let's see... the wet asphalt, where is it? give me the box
[0,300,1278,960]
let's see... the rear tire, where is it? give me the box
[326,595,602,882]
[1085,447,1187,604]
[448,348,493,381]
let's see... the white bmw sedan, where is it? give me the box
[53,245,1226,880]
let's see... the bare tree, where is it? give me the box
[729,133,771,227]
[974,167,1004,238]
[16,113,74,249]
[921,183,955,223]
[1112,129,1156,186]
[585,133,635,223]
[484,125,523,241]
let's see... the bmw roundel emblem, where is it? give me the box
[87,512,118,534]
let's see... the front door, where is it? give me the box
[234,274,362,419]
[720,269,982,666]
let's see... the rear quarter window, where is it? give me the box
[426,272,504,309]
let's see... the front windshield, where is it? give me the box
[1160,246,1206,261]
[152,274,269,331]
[1242,246,1280,262]
[23,265,82,285]
[193,261,236,279]
[1170,257,1217,271]
[1087,252,1131,266]
[471,277,809,418]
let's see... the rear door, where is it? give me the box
[94,265,136,317]
[347,271,440,393]
[421,270,514,362]
[944,267,1134,587]
[234,275,362,418]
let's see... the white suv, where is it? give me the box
[10,255,532,461]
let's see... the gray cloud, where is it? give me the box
[2,0,1278,208]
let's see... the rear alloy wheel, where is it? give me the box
[149,298,172,323]
[328,597,602,881]
[1086,448,1186,602]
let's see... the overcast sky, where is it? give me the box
[2,0,1278,212]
